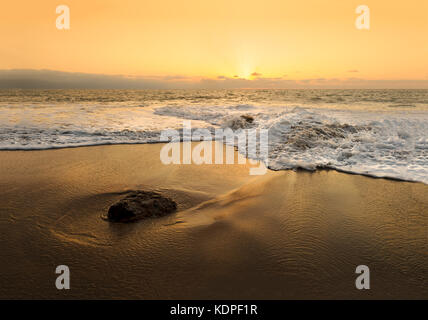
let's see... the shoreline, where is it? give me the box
[1,142,426,186]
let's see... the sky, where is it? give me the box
[1,0,427,88]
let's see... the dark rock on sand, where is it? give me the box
[107,191,177,222]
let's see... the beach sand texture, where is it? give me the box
[0,143,426,299]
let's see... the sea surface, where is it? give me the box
[1,89,427,183]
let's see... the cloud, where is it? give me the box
[161,75,191,80]
[347,69,359,73]
[251,72,262,77]
[0,69,175,89]
[0,69,427,89]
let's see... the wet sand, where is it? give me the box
[0,143,426,299]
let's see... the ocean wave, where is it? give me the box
[0,99,427,184]
[265,111,427,184]
[155,105,428,184]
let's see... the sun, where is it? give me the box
[236,69,253,79]
[236,61,254,79]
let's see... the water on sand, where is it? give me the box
[0,143,426,299]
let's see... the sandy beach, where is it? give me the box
[2,0,428,305]
[0,143,426,299]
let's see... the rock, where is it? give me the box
[107,191,177,222]
[223,114,255,130]
[240,114,254,123]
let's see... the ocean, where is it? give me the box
[1,89,427,183]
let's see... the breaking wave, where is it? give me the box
[155,104,428,184]
[1,89,427,183]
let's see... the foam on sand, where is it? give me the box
[1,95,427,183]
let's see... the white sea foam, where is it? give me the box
[1,89,427,183]
[154,104,428,184]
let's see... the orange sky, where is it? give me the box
[0,0,427,85]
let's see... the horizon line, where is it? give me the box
[1,69,428,90]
